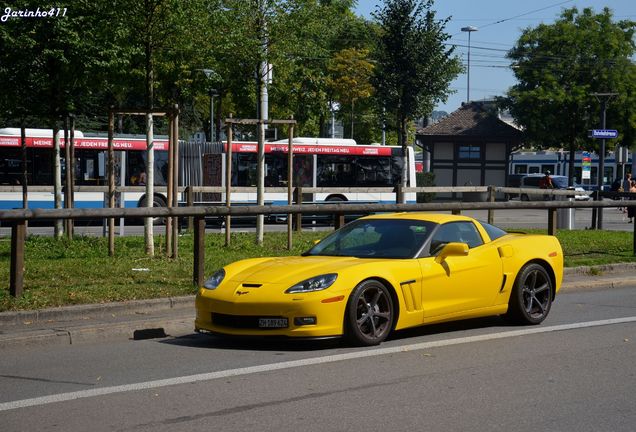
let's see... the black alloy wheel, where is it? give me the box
[345,280,394,346]
[506,263,552,325]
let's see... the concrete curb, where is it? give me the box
[0,296,194,326]
[563,262,636,276]
[0,316,194,349]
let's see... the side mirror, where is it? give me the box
[434,242,469,264]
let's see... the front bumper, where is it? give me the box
[194,287,349,338]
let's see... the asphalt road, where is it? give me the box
[1,284,635,431]
[1,206,635,237]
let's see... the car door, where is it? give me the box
[419,221,504,318]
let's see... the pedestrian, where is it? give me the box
[538,171,554,189]
[619,173,632,213]
[628,179,636,223]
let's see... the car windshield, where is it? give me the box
[303,219,436,259]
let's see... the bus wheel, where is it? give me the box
[326,195,346,226]
[138,194,167,225]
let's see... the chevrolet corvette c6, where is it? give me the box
[195,213,563,346]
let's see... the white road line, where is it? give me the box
[2,316,635,412]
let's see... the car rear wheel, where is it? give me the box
[345,280,394,346]
[506,263,552,325]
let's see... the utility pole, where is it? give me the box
[256,0,269,245]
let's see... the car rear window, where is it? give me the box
[479,221,508,241]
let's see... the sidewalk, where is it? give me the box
[2,263,636,349]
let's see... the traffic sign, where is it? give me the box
[589,129,618,139]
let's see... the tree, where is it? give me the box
[504,7,636,186]
[372,0,461,149]
[327,48,375,139]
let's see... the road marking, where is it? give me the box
[2,316,636,412]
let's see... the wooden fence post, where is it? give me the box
[10,220,26,298]
[548,208,557,235]
[193,216,205,287]
[633,204,636,256]
[186,186,194,232]
[487,185,495,225]
[293,186,302,232]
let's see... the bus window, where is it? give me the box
[317,155,355,186]
[293,155,313,187]
[356,156,392,186]
[126,151,168,186]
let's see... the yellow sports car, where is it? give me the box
[195,213,563,346]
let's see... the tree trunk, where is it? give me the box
[350,99,355,139]
[144,35,155,256]
[52,122,63,238]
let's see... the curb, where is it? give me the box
[0,296,194,326]
[563,262,636,276]
[0,316,194,350]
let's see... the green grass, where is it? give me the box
[1,228,635,312]
[511,228,636,267]
[0,232,328,312]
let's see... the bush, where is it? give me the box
[416,172,436,203]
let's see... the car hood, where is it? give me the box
[227,255,370,285]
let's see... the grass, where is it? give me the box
[1,228,635,312]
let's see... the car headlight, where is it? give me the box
[285,274,337,294]
[203,269,225,290]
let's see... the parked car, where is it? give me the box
[195,213,564,346]
[517,174,591,201]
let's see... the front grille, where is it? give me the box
[212,313,285,329]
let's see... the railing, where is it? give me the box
[2,186,635,298]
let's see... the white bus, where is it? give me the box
[0,127,170,210]
[200,138,417,205]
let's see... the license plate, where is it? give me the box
[258,318,288,328]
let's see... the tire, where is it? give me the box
[326,195,345,226]
[520,194,529,201]
[345,280,394,346]
[139,194,167,225]
[506,263,552,325]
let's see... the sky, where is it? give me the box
[355,0,636,115]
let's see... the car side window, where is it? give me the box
[429,222,484,254]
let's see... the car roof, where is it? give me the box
[361,212,475,224]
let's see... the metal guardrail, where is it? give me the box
[1,185,634,299]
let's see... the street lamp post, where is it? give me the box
[201,69,218,142]
[208,88,218,142]
[461,26,478,103]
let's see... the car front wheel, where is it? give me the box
[345,280,394,346]
[506,263,552,325]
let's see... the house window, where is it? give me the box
[458,144,481,160]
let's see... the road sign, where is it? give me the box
[589,129,618,139]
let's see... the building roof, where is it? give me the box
[417,101,522,139]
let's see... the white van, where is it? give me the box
[519,174,591,201]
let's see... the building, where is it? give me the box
[416,101,523,198]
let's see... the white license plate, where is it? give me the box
[258,318,288,328]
